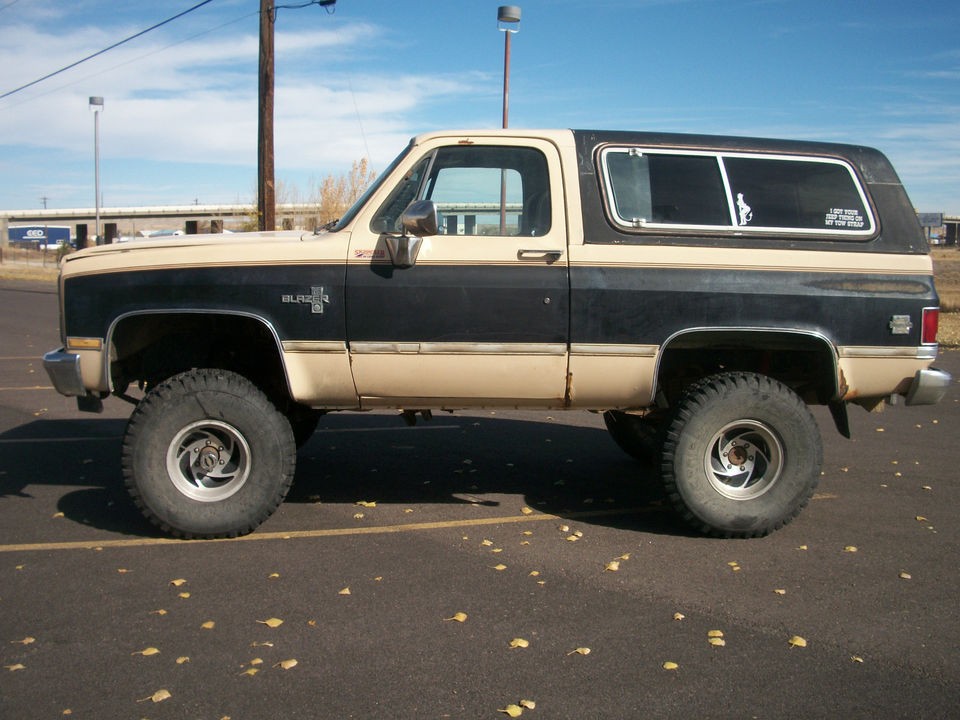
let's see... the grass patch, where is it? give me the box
[932,248,960,347]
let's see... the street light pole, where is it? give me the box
[497,5,521,129]
[89,96,104,245]
[497,7,520,233]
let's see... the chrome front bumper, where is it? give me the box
[905,367,953,406]
[43,348,86,397]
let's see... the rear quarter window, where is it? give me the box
[600,147,876,239]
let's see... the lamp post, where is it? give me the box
[497,6,520,233]
[89,96,104,244]
[497,5,521,129]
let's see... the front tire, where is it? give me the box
[122,369,297,538]
[661,372,821,538]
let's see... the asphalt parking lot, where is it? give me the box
[1,278,958,719]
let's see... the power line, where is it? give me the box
[0,0,218,100]
[0,10,259,111]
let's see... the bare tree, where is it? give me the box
[314,158,377,226]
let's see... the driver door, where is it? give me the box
[345,137,569,407]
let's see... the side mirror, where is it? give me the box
[385,200,438,268]
[400,199,439,237]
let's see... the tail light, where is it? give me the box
[921,307,939,345]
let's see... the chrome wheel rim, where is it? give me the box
[703,420,783,500]
[166,420,251,502]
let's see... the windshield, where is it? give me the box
[331,140,414,232]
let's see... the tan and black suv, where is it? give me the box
[44,129,951,539]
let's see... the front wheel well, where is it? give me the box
[109,313,291,405]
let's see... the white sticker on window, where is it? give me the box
[736,193,753,226]
[825,208,865,229]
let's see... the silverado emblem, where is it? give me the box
[282,286,330,314]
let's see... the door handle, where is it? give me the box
[518,248,564,259]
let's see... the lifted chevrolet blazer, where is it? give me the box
[44,129,951,539]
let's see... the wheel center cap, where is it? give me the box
[198,446,221,472]
[727,445,748,466]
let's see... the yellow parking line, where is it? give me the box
[0,386,54,391]
[0,507,649,554]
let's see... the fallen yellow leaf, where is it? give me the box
[201,621,215,630]
[509,638,530,649]
[498,705,523,718]
[445,612,468,623]
[492,564,507,571]
[604,561,620,572]
[709,637,726,647]
[176,656,190,665]
[138,689,171,703]
[673,612,685,621]
[132,647,160,656]
[170,579,187,587]
[567,647,591,656]
[5,663,26,672]
[250,658,264,666]
[519,700,536,710]
[662,661,679,670]
[521,506,533,515]
[240,668,258,677]
[774,588,787,595]
[355,500,377,508]
[11,637,35,645]
[844,546,858,553]
[707,630,724,638]
[151,609,168,616]
[788,635,808,648]
[275,659,298,670]
[257,618,284,628]
[338,587,351,595]
[899,571,912,580]
[178,592,191,599]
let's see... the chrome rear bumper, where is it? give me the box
[905,367,952,406]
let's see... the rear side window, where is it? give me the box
[600,147,875,238]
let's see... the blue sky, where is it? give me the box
[1,0,957,213]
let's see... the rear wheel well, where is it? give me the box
[656,330,839,408]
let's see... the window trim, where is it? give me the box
[598,146,877,239]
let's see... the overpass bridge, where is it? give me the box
[0,203,323,247]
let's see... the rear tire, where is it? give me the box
[661,372,821,538]
[122,369,296,538]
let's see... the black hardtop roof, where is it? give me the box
[571,129,899,185]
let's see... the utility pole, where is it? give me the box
[258,0,275,232]
[258,0,336,232]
